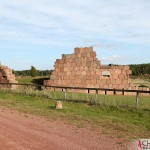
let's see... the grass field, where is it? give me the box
[0,89,150,140]
[132,78,150,87]
[16,76,49,84]
[16,76,36,84]
[47,90,150,110]
[3,87,150,109]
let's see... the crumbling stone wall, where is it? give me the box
[0,64,18,88]
[44,47,134,89]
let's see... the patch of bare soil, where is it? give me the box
[0,107,126,150]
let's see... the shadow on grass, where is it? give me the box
[143,108,150,112]
[32,77,50,85]
[47,106,56,110]
[65,99,87,103]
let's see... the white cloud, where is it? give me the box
[101,54,123,62]
[100,53,148,65]
[0,0,150,45]
[0,0,150,69]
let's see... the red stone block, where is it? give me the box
[122,79,128,85]
[77,79,81,84]
[94,75,100,80]
[67,71,71,76]
[90,51,96,57]
[74,47,80,53]
[127,70,132,75]
[119,74,124,79]
[89,67,94,71]
[116,78,121,84]
[96,69,101,75]
[115,69,121,74]
[91,71,96,76]
[121,70,126,75]
[124,66,129,70]
[113,74,118,79]
[96,79,101,84]
[64,67,69,72]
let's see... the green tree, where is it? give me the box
[30,66,37,77]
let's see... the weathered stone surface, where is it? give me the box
[44,47,134,89]
[0,64,18,89]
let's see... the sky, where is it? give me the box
[0,0,150,70]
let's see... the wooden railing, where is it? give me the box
[0,83,149,109]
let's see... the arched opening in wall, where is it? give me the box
[102,71,110,78]
[103,75,110,78]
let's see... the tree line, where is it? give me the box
[129,63,150,76]
[13,66,53,77]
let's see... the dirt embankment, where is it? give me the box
[0,107,125,150]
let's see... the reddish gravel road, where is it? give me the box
[0,107,125,150]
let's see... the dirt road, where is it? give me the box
[0,107,125,150]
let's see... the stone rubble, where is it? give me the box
[0,64,18,88]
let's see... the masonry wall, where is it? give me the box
[44,47,135,90]
[0,64,18,89]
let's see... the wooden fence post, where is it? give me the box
[136,92,139,110]
[25,85,29,95]
[43,89,45,95]
[64,88,67,100]
[122,88,124,95]
[95,89,98,104]
[114,89,116,95]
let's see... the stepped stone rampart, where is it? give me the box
[44,47,134,89]
[0,64,18,89]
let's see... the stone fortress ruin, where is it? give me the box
[0,64,18,88]
[44,47,134,89]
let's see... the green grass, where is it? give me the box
[0,90,150,140]
[16,76,49,84]
[3,88,150,109]
[49,90,150,109]
[16,76,35,84]
[132,78,150,87]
